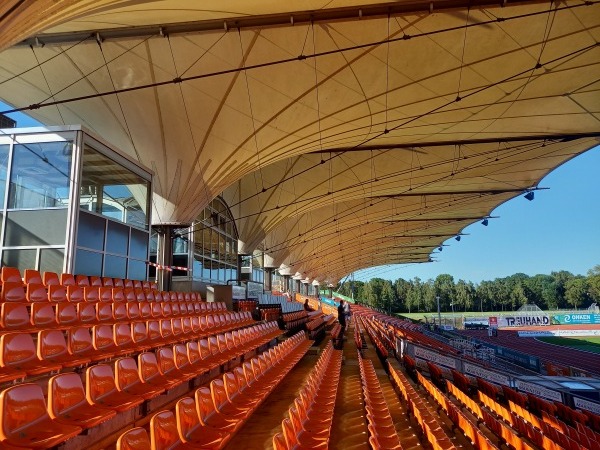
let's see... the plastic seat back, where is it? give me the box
[132,321,149,348]
[37,329,69,360]
[31,303,57,328]
[56,303,78,326]
[1,267,22,283]
[127,302,140,320]
[61,273,76,286]
[27,282,49,302]
[117,427,151,450]
[96,302,113,323]
[160,319,173,339]
[92,325,116,353]
[138,352,164,383]
[86,364,117,402]
[47,372,88,418]
[157,347,177,376]
[187,341,201,365]
[114,323,133,349]
[1,282,26,302]
[148,320,161,342]
[98,286,113,303]
[175,397,201,441]
[195,387,217,426]
[0,332,38,369]
[172,318,183,337]
[174,344,192,371]
[68,326,94,356]
[23,269,42,285]
[47,284,67,302]
[0,303,29,330]
[113,288,126,303]
[77,302,97,324]
[84,286,100,303]
[66,285,84,303]
[43,271,60,286]
[139,302,151,319]
[115,357,143,390]
[0,383,81,446]
[89,276,103,287]
[113,278,124,288]
[75,274,90,286]
[150,410,180,450]
[113,303,128,321]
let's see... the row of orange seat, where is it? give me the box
[0,322,284,449]
[273,341,342,449]
[0,314,264,384]
[417,372,498,450]
[387,361,457,450]
[117,331,313,450]
[1,281,206,304]
[0,300,230,333]
[359,352,403,450]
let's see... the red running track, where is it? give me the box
[460,329,600,376]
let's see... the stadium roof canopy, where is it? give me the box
[1,0,599,283]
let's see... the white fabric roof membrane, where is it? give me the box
[0,0,599,283]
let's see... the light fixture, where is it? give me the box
[438,246,443,251]
[524,191,535,201]
[455,235,461,241]
[481,218,489,226]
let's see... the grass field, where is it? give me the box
[537,336,600,354]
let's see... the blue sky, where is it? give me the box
[2,102,599,285]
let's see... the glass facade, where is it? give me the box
[150,197,241,285]
[79,144,150,230]
[0,128,152,278]
[0,137,72,273]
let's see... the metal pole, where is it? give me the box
[436,296,441,326]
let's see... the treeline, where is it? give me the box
[336,266,600,314]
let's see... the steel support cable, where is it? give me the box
[184,137,575,245]
[1,1,595,116]
[255,142,578,256]
[227,40,599,209]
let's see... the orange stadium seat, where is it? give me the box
[86,364,144,412]
[38,329,91,368]
[0,383,82,448]
[175,397,228,447]
[117,427,151,450]
[23,268,43,284]
[115,357,165,400]
[48,372,116,429]
[138,351,180,391]
[0,332,61,375]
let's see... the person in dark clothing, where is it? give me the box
[337,300,346,332]
[304,298,311,311]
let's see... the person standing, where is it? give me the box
[338,300,346,332]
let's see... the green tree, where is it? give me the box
[455,279,476,312]
[433,274,456,311]
[565,277,589,310]
[587,265,600,302]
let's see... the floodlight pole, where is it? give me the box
[436,296,441,327]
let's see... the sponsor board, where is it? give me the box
[515,380,563,402]
[517,329,600,337]
[574,396,600,415]
[476,340,541,372]
[553,314,600,325]
[499,315,550,327]
[414,346,457,369]
[463,362,510,386]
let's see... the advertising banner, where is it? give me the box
[574,396,600,415]
[552,314,600,325]
[413,345,458,369]
[499,315,550,327]
[463,362,510,386]
[515,380,563,402]
[517,329,600,337]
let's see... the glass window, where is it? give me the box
[130,228,149,260]
[4,210,68,246]
[128,259,147,281]
[77,211,105,250]
[9,141,72,209]
[39,248,64,274]
[0,144,9,206]
[1,249,36,272]
[202,258,211,279]
[104,254,127,278]
[106,220,129,256]
[80,144,150,230]
[75,249,103,276]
